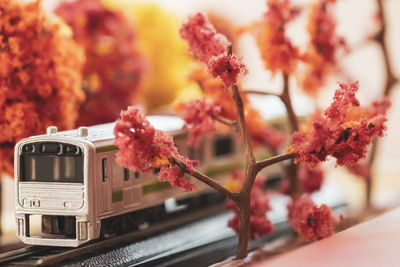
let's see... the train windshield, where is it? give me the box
[20,143,84,183]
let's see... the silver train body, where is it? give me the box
[14,116,248,247]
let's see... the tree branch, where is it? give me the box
[365,0,398,207]
[242,90,280,98]
[280,73,299,132]
[171,156,241,203]
[212,115,238,128]
[255,153,296,171]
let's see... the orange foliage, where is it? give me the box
[0,0,85,177]
[55,0,146,126]
[252,0,300,74]
[298,0,345,95]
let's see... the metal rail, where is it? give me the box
[0,205,225,266]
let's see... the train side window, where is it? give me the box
[189,145,203,161]
[214,135,233,157]
[134,171,140,179]
[124,168,130,182]
[102,158,108,182]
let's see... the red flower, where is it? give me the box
[288,82,388,167]
[114,107,198,192]
[208,54,248,87]
[226,170,275,240]
[179,12,229,63]
[288,196,342,241]
[179,98,222,147]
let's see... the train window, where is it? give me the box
[189,145,204,161]
[124,168,130,182]
[214,136,233,157]
[20,154,83,183]
[102,158,108,182]
[134,171,140,179]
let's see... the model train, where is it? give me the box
[15,115,269,247]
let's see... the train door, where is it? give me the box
[121,166,142,209]
[97,153,112,214]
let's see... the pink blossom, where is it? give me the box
[179,98,222,147]
[347,161,371,179]
[281,163,324,194]
[160,165,197,192]
[251,125,287,153]
[288,196,342,241]
[299,164,324,193]
[369,97,391,117]
[325,81,360,123]
[208,54,248,87]
[114,106,198,192]
[226,169,275,240]
[289,81,388,167]
[179,12,229,63]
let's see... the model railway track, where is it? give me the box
[0,205,226,266]
[0,246,67,266]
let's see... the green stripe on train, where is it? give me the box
[112,189,123,202]
[142,181,172,194]
[205,162,239,177]
[96,145,119,153]
[141,164,239,194]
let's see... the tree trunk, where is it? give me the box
[236,197,251,259]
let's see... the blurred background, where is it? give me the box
[1,0,399,239]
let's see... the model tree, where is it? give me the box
[0,0,85,178]
[114,6,389,258]
[55,0,147,126]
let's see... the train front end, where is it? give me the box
[15,135,95,247]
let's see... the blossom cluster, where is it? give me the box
[225,170,274,240]
[288,195,342,241]
[114,107,198,192]
[180,12,247,87]
[254,0,300,74]
[281,163,324,194]
[183,64,286,151]
[178,98,222,147]
[299,0,346,95]
[0,0,85,176]
[289,82,388,167]
[55,0,146,126]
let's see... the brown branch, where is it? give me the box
[280,73,299,132]
[171,156,241,203]
[231,84,256,174]
[375,0,398,96]
[212,115,238,128]
[365,0,398,207]
[242,90,281,98]
[255,153,296,172]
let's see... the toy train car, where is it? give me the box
[14,116,258,247]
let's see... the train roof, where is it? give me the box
[26,116,186,148]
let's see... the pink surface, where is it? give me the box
[256,207,400,267]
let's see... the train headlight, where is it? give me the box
[78,222,88,240]
[17,218,25,236]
